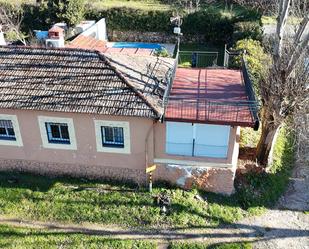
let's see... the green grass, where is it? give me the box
[0,127,295,228]
[91,0,171,11]
[0,224,156,249]
[169,241,252,249]
[236,127,295,210]
[0,0,171,11]
[0,224,254,249]
[201,2,255,20]
[261,15,303,25]
[0,171,251,229]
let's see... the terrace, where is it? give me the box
[164,50,259,130]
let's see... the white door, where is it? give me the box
[194,124,230,158]
[166,122,193,156]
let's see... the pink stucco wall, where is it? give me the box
[0,109,154,183]
[0,108,239,194]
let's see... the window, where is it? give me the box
[94,120,130,154]
[0,120,16,141]
[0,114,23,147]
[166,122,230,158]
[38,116,77,150]
[102,126,124,148]
[45,122,70,144]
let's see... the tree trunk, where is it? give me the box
[256,109,281,166]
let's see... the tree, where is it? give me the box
[0,4,27,45]
[45,0,85,27]
[256,0,308,166]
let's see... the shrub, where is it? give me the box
[231,39,270,96]
[236,127,295,209]
[182,9,234,45]
[232,21,263,42]
[154,47,170,57]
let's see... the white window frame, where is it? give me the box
[94,120,130,154]
[45,122,71,144]
[38,116,77,150]
[0,114,23,147]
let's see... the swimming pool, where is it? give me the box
[111,42,163,50]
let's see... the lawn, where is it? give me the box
[0,224,156,249]
[0,172,248,229]
[0,0,171,11]
[0,125,295,229]
[90,0,171,11]
[0,224,254,249]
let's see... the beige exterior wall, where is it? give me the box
[0,108,239,194]
[152,122,240,195]
[0,109,154,184]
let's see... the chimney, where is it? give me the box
[0,25,6,46]
[45,26,65,48]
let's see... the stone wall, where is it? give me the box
[108,30,205,44]
[0,159,147,185]
[154,164,236,195]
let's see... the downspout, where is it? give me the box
[145,120,157,170]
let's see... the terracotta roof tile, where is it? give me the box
[0,46,161,118]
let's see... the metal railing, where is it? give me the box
[241,56,259,128]
[161,52,179,117]
[165,98,259,126]
[162,47,260,129]
[178,51,219,68]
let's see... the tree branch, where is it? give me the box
[286,32,309,77]
[274,0,291,60]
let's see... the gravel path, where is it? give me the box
[240,158,309,249]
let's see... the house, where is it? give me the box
[0,44,258,195]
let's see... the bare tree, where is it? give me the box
[0,4,27,45]
[256,0,309,166]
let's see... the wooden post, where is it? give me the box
[149,172,153,192]
[146,164,156,193]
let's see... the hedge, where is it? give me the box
[0,2,262,46]
[181,9,234,44]
[85,7,172,32]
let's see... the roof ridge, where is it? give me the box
[96,52,160,118]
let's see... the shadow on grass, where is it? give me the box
[0,170,139,193]
[0,221,308,242]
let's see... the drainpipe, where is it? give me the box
[145,120,156,170]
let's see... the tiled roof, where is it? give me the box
[0,46,175,118]
[67,35,107,52]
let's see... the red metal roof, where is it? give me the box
[165,68,257,127]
